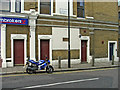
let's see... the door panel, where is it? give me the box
[109,43,114,61]
[40,40,49,60]
[14,40,24,65]
[81,40,87,62]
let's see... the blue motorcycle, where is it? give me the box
[26,58,54,74]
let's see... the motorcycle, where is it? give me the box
[26,58,54,74]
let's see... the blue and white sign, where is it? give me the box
[0,17,28,25]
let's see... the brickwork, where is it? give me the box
[6,25,30,58]
[23,1,118,23]
[89,2,118,22]
[53,0,55,13]
[24,0,38,11]
[73,1,118,22]
[118,6,120,59]
[3,1,119,63]
[36,26,52,60]
[73,0,77,16]
[92,30,118,58]
[52,50,79,60]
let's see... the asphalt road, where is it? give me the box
[1,68,119,89]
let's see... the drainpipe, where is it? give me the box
[89,30,95,66]
[68,0,71,68]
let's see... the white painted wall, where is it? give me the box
[55,0,73,16]
[52,27,80,50]
[70,28,80,49]
[56,0,68,15]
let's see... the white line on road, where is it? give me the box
[16,78,99,89]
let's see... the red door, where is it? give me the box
[14,40,24,65]
[81,40,87,63]
[40,40,49,60]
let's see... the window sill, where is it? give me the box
[77,17,86,20]
[53,13,76,17]
[0,10,10,12]
[38,14,52,17]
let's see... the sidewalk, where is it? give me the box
[1,61,119,75]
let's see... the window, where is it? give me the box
[77,0,84,18]
[0,25,1,45]
[0,0,11,12]
[40,0,51,15]
[0,25,1,59]
[119,26,120,34]
[119,12,120,20]
[15,0,21,13]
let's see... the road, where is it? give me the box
[1,67,119,89]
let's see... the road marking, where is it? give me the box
[16,78,99,89]
[0,73,47,77]
[1,67,118,78]
[53,67,117,74]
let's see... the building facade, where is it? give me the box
[118,5,120,62]
[0,0,119,68]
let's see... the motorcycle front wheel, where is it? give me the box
[46,65,54,73]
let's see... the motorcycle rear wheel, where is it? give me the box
[26,68,34,74]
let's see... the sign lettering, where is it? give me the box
[0,17,28,25]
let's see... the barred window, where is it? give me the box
[119,26,120,34]
[40,0,51,15]
[77,0,84,18]
[0,25,1,59]
[119,12,120,20]
[15,0,21,13]
[0,0,11,12]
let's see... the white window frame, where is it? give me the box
[0,0,11,12]
[11,0,23,13]
[15,0,21,13]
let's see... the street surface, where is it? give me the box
[1,68,119,89]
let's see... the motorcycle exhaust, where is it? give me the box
[27,66,38,71]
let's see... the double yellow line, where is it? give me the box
[0,67,118,78]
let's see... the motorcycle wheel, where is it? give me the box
[26,68,34,74]
[46,65,54,73]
